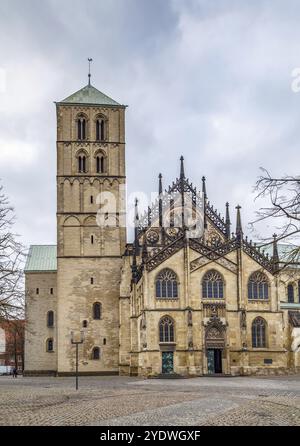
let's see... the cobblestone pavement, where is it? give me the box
[0,375,299,426]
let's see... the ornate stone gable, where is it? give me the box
[205,314,227,349]
[146,236,185,272]
[190,254,237,274]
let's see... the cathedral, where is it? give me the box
[24,80,300,377]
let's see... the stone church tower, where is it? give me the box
[56,84,127,374]
[25,82,127,374]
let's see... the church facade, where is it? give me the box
[24,82,300,377]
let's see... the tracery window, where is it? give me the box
[93,302,101,320]
[288,283,294,303]
[248,271,269,300]
[92,347,100,360]
[202,270,224,299]
[77,114,87,140]
[159,316,174,343]
[155,269,178,299]
[252,317,267,348]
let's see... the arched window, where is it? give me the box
[92,347,100,360]
[252,317,267,348]
[202,270,224,299]
[77,114,86,140]
[78,155,86,173]
[159,316,174,343]
[248,271,269,300]
[46,338,54,352]
[96,117,106,141]
[288,283,294,303]
[96,155,105,174]
[93,302,101,320]
[47,311,54,327]
[156,269,178,298]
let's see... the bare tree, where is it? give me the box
[0,184,25,321]
[252,168,300,269]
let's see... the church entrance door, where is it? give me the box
[162,351,174,374]
[207,349,222,374]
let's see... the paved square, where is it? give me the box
[0,375,299,426]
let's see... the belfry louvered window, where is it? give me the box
[77,115,86,140]
[202,270,224,299]
[96,155,105,173]
[78,155,86,173]
[155,269,178,298]
[96,118,105,141]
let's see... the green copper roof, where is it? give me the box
[24,245,57,272]
[59,84,121,106]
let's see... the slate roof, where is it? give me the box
[58,84,122,106]
[24,245,57,272]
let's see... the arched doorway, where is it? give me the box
[205,317,226,374]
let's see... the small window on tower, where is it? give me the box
[96,155,105,174]
[78,155,86,173]
[50,288,53,295]
[47,311,54,327]
[103,338,106,345]
[46,338,54,352]
[91,235,94,244]
[82,320,88,328]
[77,114,87,140]
[90,195,93,204]
[36,288,39,295]
[91,277,94,284]
[96,116,106,141]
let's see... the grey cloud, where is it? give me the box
[0,0,299,247]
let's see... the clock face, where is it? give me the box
[146,230,159,244]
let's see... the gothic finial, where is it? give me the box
[147,206,151,227]
[142,237,148,264]
[235,205,242,242]
[202,176,207,199]
[88,57,93,86]
[158,173,163,195]
[225,202,231,239]
[158,174,163,227]
[272,233,280,272]
[180,156,185,179]
[134,198,140,254]
[134,197,139,221]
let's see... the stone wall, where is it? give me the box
[24,272,57,374]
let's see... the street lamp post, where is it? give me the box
[70,330,84,390]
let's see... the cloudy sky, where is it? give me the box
[0,0,300,247]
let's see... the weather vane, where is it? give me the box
[88,58,93,86]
